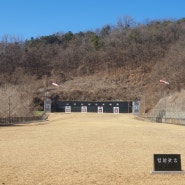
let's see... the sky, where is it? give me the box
[1,0,185,40]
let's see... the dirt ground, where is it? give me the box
[0,113,185,185]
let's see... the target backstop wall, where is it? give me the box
[53,101,132,113]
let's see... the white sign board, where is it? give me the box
[113,107,119,114]
[98,106,103,113]
[81,106,87,113]
[65,106,71,113]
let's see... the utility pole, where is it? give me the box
[143,91,146,115]
[8,95,11,123]
[160,79,170,122]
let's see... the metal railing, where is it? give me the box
[0,112,47,126]
[147,109,185,125]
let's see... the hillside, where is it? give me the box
[0,18,185,116]
[149,89,185,120]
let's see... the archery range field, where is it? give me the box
[0,113,185,185]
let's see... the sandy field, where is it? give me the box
[0,113,185,185]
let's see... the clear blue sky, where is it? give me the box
[1,0,185,40]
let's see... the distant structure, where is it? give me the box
[52,101,132,113]
[44,98,52,113]
[132,98,140,115]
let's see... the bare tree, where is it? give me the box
[0,76,41,118]
[117,16,136,30]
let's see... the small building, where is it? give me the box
[132,98,140,115]
[44,98,52,113]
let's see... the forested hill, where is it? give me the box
[0,17,185,112]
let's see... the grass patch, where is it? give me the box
[33,111,44,116]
